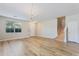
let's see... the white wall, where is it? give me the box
[0,16,30,40]
[66,14,79,43]
[29,21,37,36]
[36,19,57,39]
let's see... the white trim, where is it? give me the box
[0,36,30,41]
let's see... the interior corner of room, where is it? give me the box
[0,14,79,43]
[0,3,79,56]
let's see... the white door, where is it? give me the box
[68,21,79,43]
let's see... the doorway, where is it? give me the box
[57,16,65,42]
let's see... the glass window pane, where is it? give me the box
[15,28,21,32]
[6,28,14,32]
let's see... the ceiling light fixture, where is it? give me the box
[30,3,34,21]
[29,3,37,23]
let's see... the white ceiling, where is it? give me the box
[0,3,79,21]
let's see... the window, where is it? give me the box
[14,23,21,32]
[6,21,22,33]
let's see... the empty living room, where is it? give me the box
[0,3,79,56]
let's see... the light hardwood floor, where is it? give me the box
[0,36,79,56]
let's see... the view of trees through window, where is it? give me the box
[6,21,22,33]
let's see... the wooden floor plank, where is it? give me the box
[0,36,79,56]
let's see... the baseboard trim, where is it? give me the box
[32,36,57,40]
[0,36,31,41]
[68,41,79,44]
